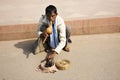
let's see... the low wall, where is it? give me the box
[0,17,120,41]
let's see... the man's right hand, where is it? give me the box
[42,31,49,38]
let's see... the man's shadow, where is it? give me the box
[14,39,36,58]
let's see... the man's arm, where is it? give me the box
[37,15,47,37]
[37,17,43,37]
[47,18,66,59]
[54,17,66,54]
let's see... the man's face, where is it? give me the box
[47,12,57,22]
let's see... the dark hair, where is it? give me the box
[45,5,57,15]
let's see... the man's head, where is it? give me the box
[45,5,58,22]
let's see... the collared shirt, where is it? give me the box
[37,15,66,54]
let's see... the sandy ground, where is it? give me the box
[0,0,120,25]
[0,33,120,80]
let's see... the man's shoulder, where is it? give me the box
[40,15,47,20]
[56,15,63,19]
[56,15,64,22]
[39,15,47,23]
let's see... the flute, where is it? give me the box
[43,21,52,44]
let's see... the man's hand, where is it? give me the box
[47,51,57,59]
[42,31,49,38]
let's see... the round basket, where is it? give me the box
[55,59,70,70]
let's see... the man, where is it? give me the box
[34,5,71,60]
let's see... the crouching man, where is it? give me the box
[33,5,72,60]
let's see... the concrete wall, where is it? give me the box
[0,17,120,41]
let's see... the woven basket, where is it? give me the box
[55,59,70,70]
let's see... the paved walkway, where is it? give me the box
[0,0,120,25]
[0,33,120,80]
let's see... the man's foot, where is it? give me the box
[63,46,70,52]
[35,66,41,72]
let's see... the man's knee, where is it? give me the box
[66,26,71,38]
[66,26,72,43]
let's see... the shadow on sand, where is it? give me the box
[14,39,36,58]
